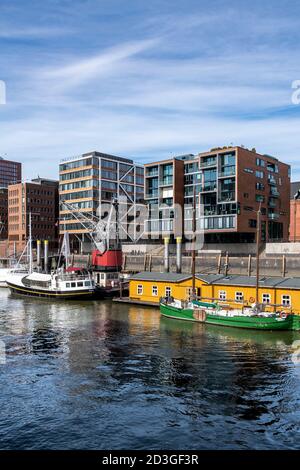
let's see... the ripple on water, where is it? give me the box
[0,290,300,449]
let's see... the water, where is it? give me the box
[0,288,300,450]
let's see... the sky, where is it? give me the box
[1,0,300,180]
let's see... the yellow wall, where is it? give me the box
[129,278,300,314]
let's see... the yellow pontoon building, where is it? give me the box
[129,272,300,314]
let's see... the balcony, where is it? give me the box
[200,182,217,192]
[146,169,158,177]
[145,191,158,199]
[160,176,173,186]
[219,166,236,178]
[268,199,277,208]
[268,176,277,186]
[200,158,217,168]
[219,191,235,202]
[268,212,280,220]
[270,188,280,197]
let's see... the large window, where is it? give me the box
[203,169,217,191]
[219,178,235,202]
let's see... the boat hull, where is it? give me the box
[7,281,97,300]
[160,303,298,331]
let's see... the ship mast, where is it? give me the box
[191,186,196,300]
[255,204,262,306]
[28,212,33,274]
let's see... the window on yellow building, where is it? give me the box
[262,293,271,304]
[235,292,244,302]
[282,295,291,307]
[137,284,143,295]
[219,290,226,301]
[165,286,171,297]
[152,285,158,296]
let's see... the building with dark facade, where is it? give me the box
[0,156,21,187]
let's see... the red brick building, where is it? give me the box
[8,178,59,252]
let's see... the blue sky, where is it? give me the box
[1,0,300,180]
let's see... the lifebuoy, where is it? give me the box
[280,311,287,319]
[249,297,255,303]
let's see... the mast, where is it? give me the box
[28,212,33,274]
[191,186,196,299]
[255,204,262,306]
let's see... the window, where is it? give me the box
[256,182,265,191]
[256,194,265,203]
[165,286,172,297]
[66,283,70,288]
[262,293,271,304]
[282,295,291,307]
[77,282,84,287]
[137,284,143,295]
[152,285,158,296]
[256,158,265,167]
[256,170,264,179]
[244,168,254,174]
[84,281,91,287]
[71,282,76,288]
[249,219,257,228]
[235,292,244,302]
[219,290,227,301]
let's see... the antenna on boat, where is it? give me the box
[255,203,262,307]
[28,212,33,274]
[191,186,196,300]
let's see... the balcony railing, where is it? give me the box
[270,188,280,197]
[200,158,217,168]
[219,166,236,177]
[268,213,280,220]
[145,191,158,198]
[200,183,217,192]
[160,176,173,186]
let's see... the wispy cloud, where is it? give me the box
[40,38,160,89]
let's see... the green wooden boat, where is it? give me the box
[160,298,300,331]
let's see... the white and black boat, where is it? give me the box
[6,217,98,299]
[6,270,97,299]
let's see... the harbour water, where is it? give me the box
[0,288,300,450]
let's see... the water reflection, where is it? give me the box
[0,289,300,450]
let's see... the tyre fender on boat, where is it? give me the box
[193,309,207,322]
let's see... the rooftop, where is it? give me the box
[130,272,300,290]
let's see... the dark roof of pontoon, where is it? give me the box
[130,272,191,283]
[130,272,300,290]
